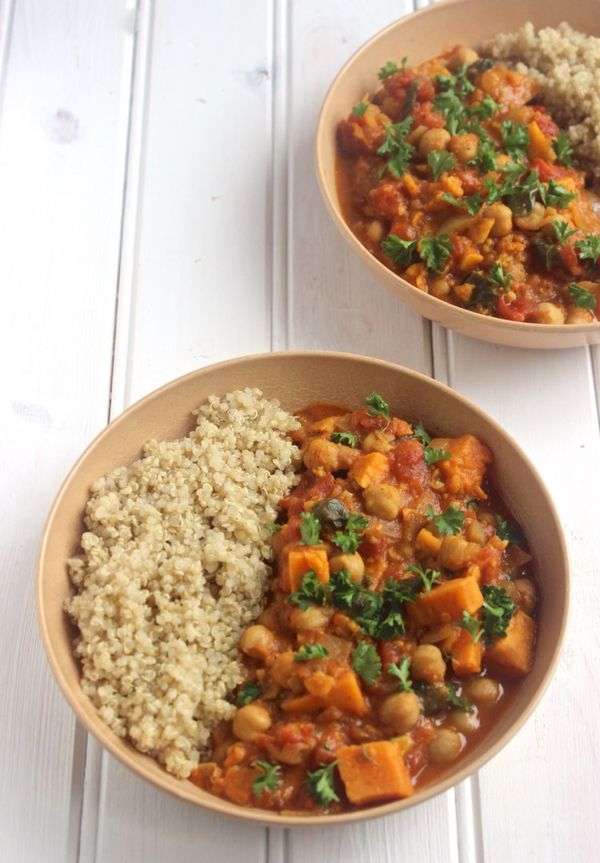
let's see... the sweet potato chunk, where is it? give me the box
[485,610,536,677]
[337,741,414,805]
[348,451,389,488]
[527,120,555,162]
[430,434,491,498]
[327,670,368,716]
[408,576,483,627]
[450,627,483,676]
[287,546,330,592]
[281,693,325,714]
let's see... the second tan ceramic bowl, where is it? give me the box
[37,351,569,826]
[315,0,600,349]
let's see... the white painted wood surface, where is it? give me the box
[1,1,599,861]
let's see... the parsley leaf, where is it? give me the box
[433,89,465,136]
[334,513,368,554]
[377,117,415,178]
[481,585,516,642]
[299,512,321,545]
[436,64,475,99]
[447,683,471,712]
[428,504,464,536]
[419,233,452,273]
[500,121,530,160]
[441,191,482,216]
[467,94,499,120]
[268,522,282,535]
[305,762,340,807]
[330,431,357,447]
[289,570,328,610]
[496,515,525,545]
[488,262,512,292]
[468,272,499,313]
[575,234,600,263]
[352,641,382,684]
[405,563,442,592]
[295,643,329,662]
[568,282,597,312]
[413,420,431,445]
[504,169,543,216]
[428,149,456,181]
[352,102,368,117]
[388,657,413,691]
[458,611,483,643]
[543,179,576,210]
[552,131,573,167]
[237,682,262,705]
[381,235,419,268]
[329,570,383,637]
[365,391,390,419]
[470,138,498,173]
[424,446,451,465]
[551,220,575,246]
[378,59,406,81]
[252,760,282,796]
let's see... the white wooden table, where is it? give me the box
[2,1,599,861]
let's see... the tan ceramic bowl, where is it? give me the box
[37,351,568,825]
[315,0,600,349]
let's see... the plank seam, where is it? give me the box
[0,0,16,127]
[587,346,600,435]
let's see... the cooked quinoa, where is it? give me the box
[65,389,300,778]
[486,22,600,189]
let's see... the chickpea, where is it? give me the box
[418,127,451,157]
[429,275,451,299]
[514,201,546,231]
[448,708,480,734]
[411,644,446,684]
[270,650,301,690]
[514,578,537,614]
[466,519,487,545]
[362,430,393,454]
[447,46,479,72]
[449,133,479,164]
[239,624,278,661]
[289,605,331,632]
[407,124,428,145]
[363,483,402,520]
[531,302,565,325]
[439,535,480,570]
[329,552,365,582]
[429,728,463,764]
[566,307,594,324]
[465,677,501,704]
[303,437,357,473]
[379,691,421,734]
[232,704,271,742]
[366,220,385,243]
[483,203,513,237]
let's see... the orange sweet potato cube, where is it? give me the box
[485,610,536,677]
[408,576,483,627]
[327,670,368,716]
[348,452,389,488]
[450,627,483,676]
[287,546,330,592]
[337,741,414,805]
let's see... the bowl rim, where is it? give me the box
[314,0,600,340]
[36,349,570,827]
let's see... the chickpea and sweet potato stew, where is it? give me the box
[191,393,537,814]
[336,45,600,324]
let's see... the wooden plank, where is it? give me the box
[92,2,274,861]
[0,1,136,861]
[443,335,600,862]
[285,1,457,860]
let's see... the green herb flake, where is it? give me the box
[419,233,452,274]
[352,641,382,685]
[299,512,321,546]
[305,762,340,807]
[568,282,597,312]
[352,102,368,117]
[424,446,451,465]
[552,131,573,167]
[488,262,512,292]
[428,149,456,181]
[543,179,577,210]
[289,570,329,610]
[387,657,413,691]
[378,59,407,81]
[381,235,418,268]
[237,682,262,706]
[405,563,441,592]
[500,120,530,160]
[481,585,517,642]
[268,522,282,535]
[252,760,282,797]
[330,431,357,447]
[365,391,390,419]
[428,504,464,536]
[413,420,431,446]
[575,234,600,263]
[294,643,329,662]
[495,515,525,545]
[334,513,369,554]
[458,610,483,643]
[377,117,415,178]
[551,220,576,246]
[467,94,499,120]
[441,191,482,216]
[447,683,471,712]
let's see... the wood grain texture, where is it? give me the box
[0,1,136,861]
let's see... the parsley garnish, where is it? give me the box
[467,94,499,120]
[289,570,328,610]
[552,131,573,167]
[419,234,452,274]
[413,420,431,445]
[388,657,413,691]
[268,522,282,535]
[352,102,368,117]
[496,515,525,545]
[330,431,357,447]
[471,138,498,173]
[447,683,471,712]
[252,760,282,796]
[237,682,262,705]
[352,641,382,684]
[551,220,575,246]
[295,643,329,662]
[334,513,368,554]
[299,512,321,545]
[381,235,418,268]
[568,282,596,312]
[481,585,516,642]
[378,59,406,81]
[433,89,464,136]
[328,571,415,640]
[377,117,415,178]
[405,563,441,592]
[428,504,464,536]
[436,64,475,99]
[441,192,482,216]
[542,179,576,210]
[365,391,390,419]
[488,262,512,292]
[500,121,530,160]
[424,446,451,465]
[428,149,456,181]
[458,610,483,643]
[305,762,340,807]
[575,234,600,263]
